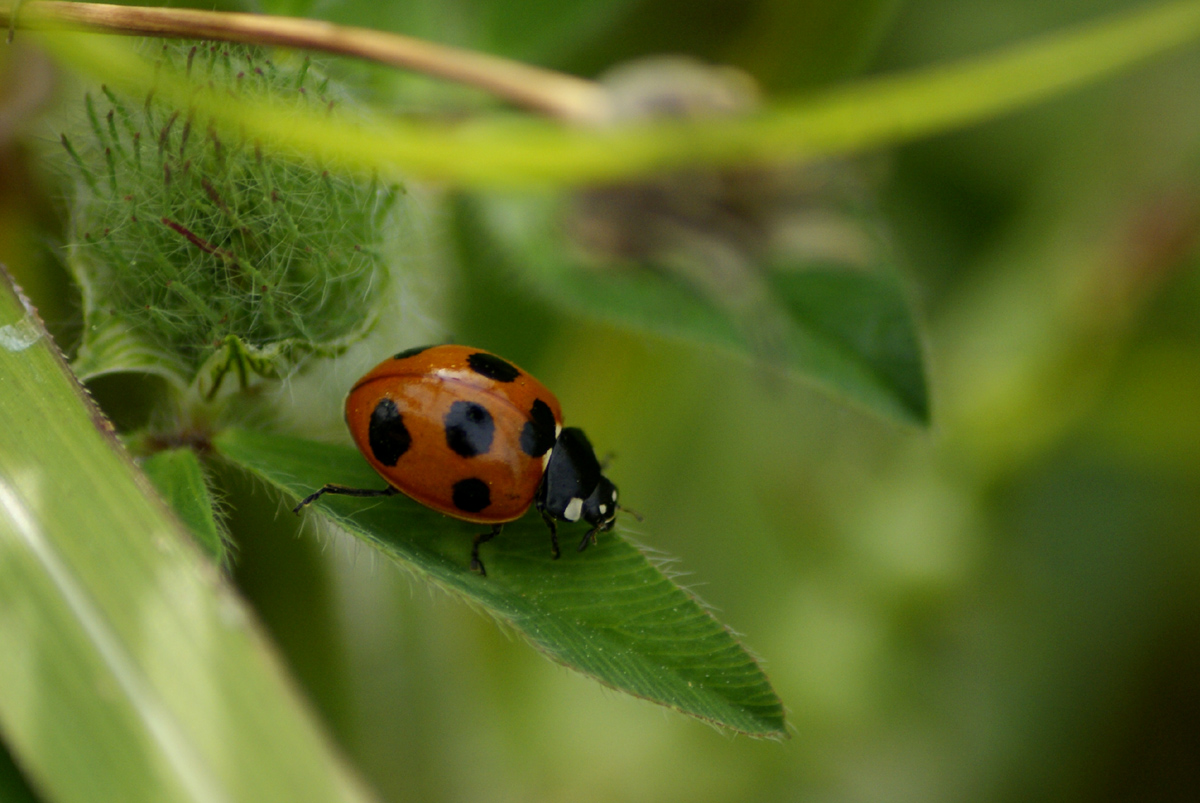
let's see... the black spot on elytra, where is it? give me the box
[368,398,410,466]
[393,345,431,361]
[452,477,490,513]
[444,401,494,457]
[520,398,557,458]
[467,352,519,382]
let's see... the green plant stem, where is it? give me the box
[31,0,1200,186]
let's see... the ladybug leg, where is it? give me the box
[539,510,561,560]
[577,526,600,553]
[470,523,503,577]
[292,484,397,514]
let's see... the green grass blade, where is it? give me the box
[0,273,374,802]
[214,427,788,738]
[141,448,228,566]
[35,0,1200,186]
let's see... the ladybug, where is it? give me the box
[293,345,621,575]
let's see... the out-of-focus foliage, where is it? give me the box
[2,0,1199,801]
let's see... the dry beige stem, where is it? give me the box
[0,0,611,121]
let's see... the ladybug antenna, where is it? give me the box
[616,504,643,522]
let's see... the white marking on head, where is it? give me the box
[564,497,583,522]
[542,450,552,470]
[555,423,562,437]
[598,504,607,515]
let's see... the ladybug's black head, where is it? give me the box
[581,474,619,533]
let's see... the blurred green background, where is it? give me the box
[4,0,1200,800]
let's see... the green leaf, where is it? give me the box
[36,0,1200,186]
[461,195,929,424]
[214,427,789,738]
[0,273,373,802]
[140,448,228,566]
[771,268,929,423]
